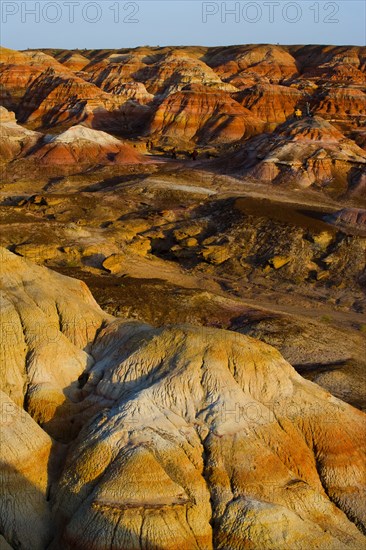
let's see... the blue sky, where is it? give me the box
[1,1,365,50]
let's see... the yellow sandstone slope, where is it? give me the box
[0,248,365,549]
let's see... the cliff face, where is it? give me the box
[1,248,365,550]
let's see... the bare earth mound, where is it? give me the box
[32,125,146,165]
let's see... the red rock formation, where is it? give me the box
[55,52,89,72]
[204,44,299,86]
[0,48,47,111]
[150,84,263,145]
[17,69,124,129]
[1,44,365,152]
[0,48,73,112]
[83,52,148,91]
[293,45,366,85]
[83,57,155,105]
[313,87,366,129]
[214,116,366,197]
[141,50,236,95]
[0,47,126,132]
[237,83,304,127]
[32,125,145,165]
[83,48,236,97]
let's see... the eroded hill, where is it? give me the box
[1,44,365,198]
[1,249,365,549]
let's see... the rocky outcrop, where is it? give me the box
[82,50,154,93]
[53,322,366,550]
[0,47,126,132]
[17,70,124,130]
[56,52,90,72]
[150,84,263,145]
[0,105,16,123]
[218,116,366,197]
[326,208,366,230]
[1,248,365,549]
[98,80,154,104]
[140,50,237,95]
[237,83,304,127]
[0,248,109,440]
[294,45,366,85]
[204,44,300,85]
[314,87,366,131]
[0,106,42,161]
[0,47,72,113]
[0,390,53,550]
